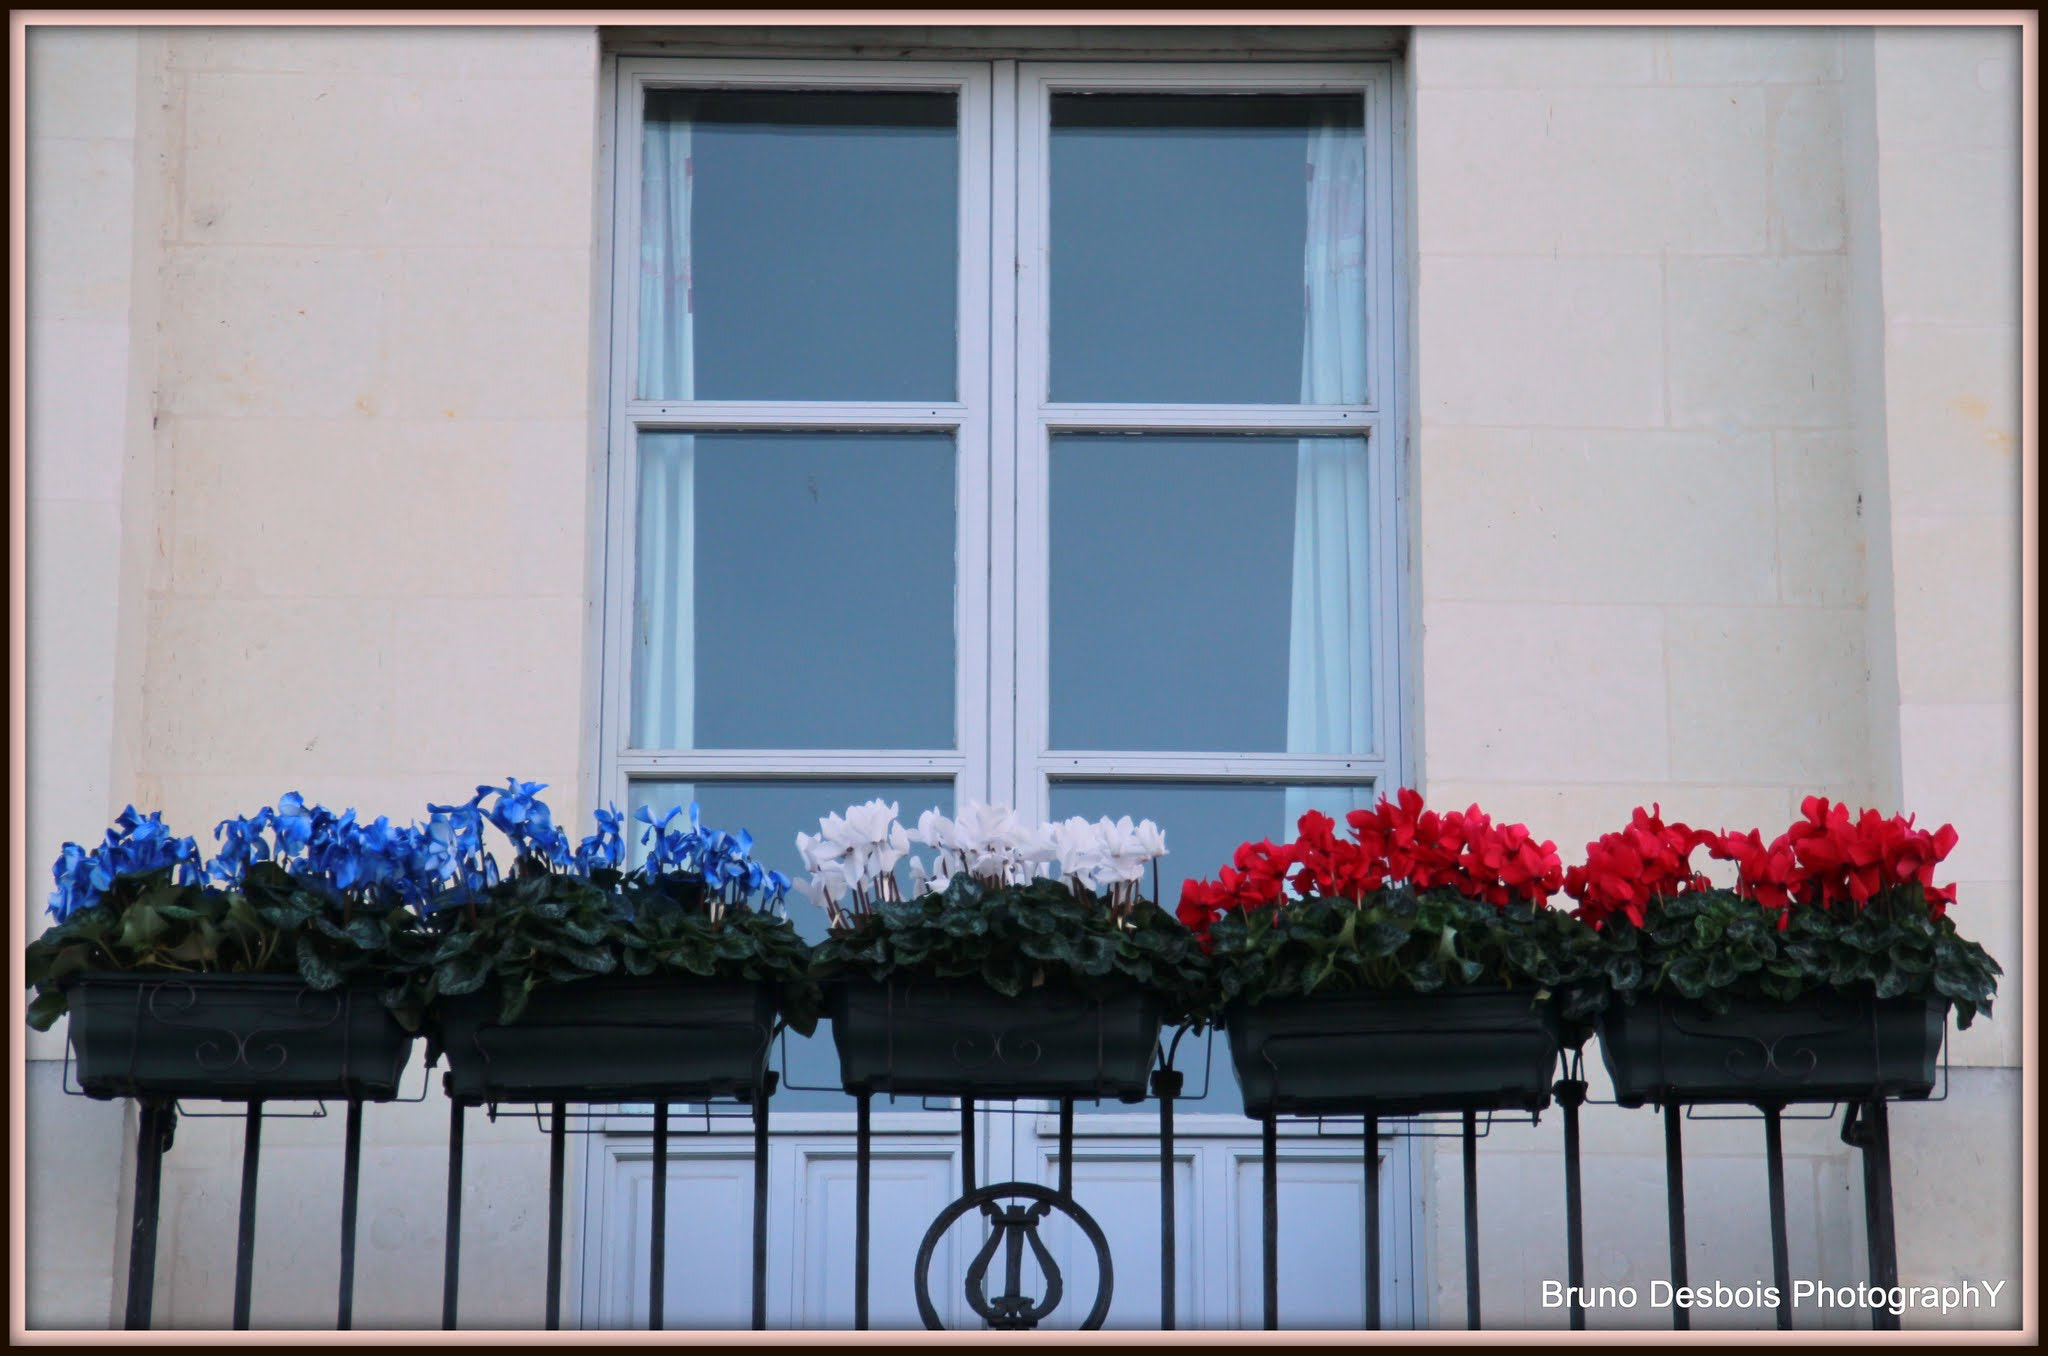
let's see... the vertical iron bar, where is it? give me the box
[337,1099,364,1330]
[1461,1109,1480,1330]
[232,1101,263,1330]
[1663,1102,1690,1330]
[1261,1113,1278,1331]
[1058,1098,1074,1199]
[1156,1070,1181,1331]
[960,1096,975,1195]
[1001,1206,1029,1304]
[1763,1103,1792,1330]
[1364,1113,1381,1332]
[1556,1074,1588,1331]
[752,1090,770,1332]
[855,1092,871,1332]
[545,1101,566,1331]
[650,1102,668,1330]
[442,1101,464,1330]
[124,1100,171,1330]
[1859,1099,1900,1331]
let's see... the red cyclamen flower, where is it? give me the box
[1562,804,1713,930]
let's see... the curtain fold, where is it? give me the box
[1284,115,1371,833]
[635,109,696,749]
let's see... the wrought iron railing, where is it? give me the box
[73,1006,1941,1333]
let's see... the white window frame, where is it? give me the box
[597,56,1408,823]
[597,58,996,814]
[1005,61,1408,822]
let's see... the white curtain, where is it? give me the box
[635,110,695,749]
[1284,116,1371,834]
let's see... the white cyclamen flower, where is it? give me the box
[910,808,967,880]
[1095,815,1157,886]
[912,807,959,851]
[795,871,841,909]
[1047,816,1108,892]
[798,801,915,915]
[932,801,1051,884]
[795,830,837,876]
[873,820,912,877]
[843,799,902,846]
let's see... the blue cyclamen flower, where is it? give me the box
[427,792,488,862]
[49,807,202,919]
[273,792,315,857]
[47,843,98,921]
[208,808,276,885]
[481,778,553,837]
[575,804,627,874]
[635,803,700,877]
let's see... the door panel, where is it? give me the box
[1024,1146,1197,1329]
[580,1120,976,1330]
[582,1138,758,1329]
[794,1143,967,1329]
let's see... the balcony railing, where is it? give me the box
[72,1003,1938,1333]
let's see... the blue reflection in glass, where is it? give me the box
[1049,434,1371,755]
[641,90,958,401]
[1050,93,1363,403]
[633,432,956,752]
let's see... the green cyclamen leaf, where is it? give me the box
[435,952,491,996]
[498,980,534,1027]
[294,933,344,989]
[556,943,618,974]
[26,989,68,1031]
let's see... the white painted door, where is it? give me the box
[590,47,1411,1330]
[574,1063,1417,1330]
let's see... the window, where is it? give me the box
[600,58,1405,1110]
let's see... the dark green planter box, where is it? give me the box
[431,977,778,1105]
[826,978,1162,1102]
[1226,986,1564,1119]
[63,972,415,1102]
[1597,991,1947,1108]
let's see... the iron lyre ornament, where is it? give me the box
[914,1181,1114,1331]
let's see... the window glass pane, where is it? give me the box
[1049,93,1365,404]
[633,432,956,751]
[639,89,957,401]
[1049,434,1372,754]
[630,778,954,1111]
[1051,780,1377,1117]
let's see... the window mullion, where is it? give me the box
[988,58,1023,813]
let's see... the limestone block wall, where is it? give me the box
[24,24,606,1328]
[1408,23,2022,1329]
[1858,26,2025,1323]
[23,24,153,1328]
[1866,27,2025,1071]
